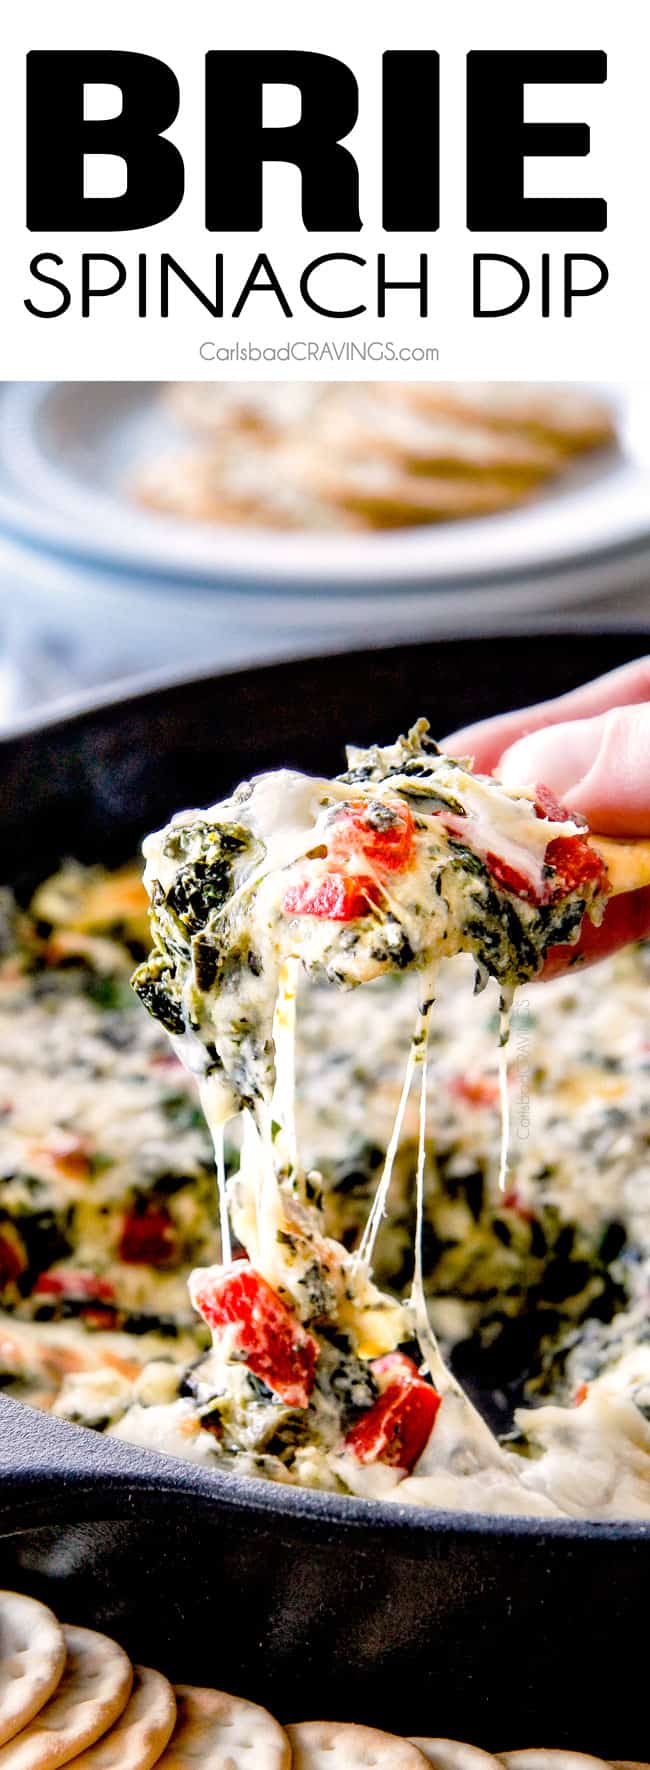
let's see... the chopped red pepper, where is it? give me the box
[544,834,608,900]
[486,833,606,906]
[284,797,415,921]
[33,1270,116,1302]
[119,1206,177,1267]
[328,798,415,874]
[283,870,380,921]
[449,1074,500,1109]
[191,1262,319,1408]
[574,1382,589,1407]
[485,851,541,904]
[533,783,583,826]
[484,783,604,906]
[533,783,608,901]
[345,1364,441,1472]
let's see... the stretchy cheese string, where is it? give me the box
[409,1024,468,1396]
[409,1040,467,1401]
[259,1107,287,1277]
[356,1002,431,1271]
[411,1053,429,1337]
[271,957,299,1177]
[236,1106,285,1284]
[199,1073,233,1267]
[356,1047,418,1268]
[214,1123,231,1267]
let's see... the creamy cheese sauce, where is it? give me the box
[120,726,648,1518]
[135,722,603,1130]
[2,717,645,1518]
[0,877,213,1409]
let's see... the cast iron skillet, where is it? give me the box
[1,623,649,1755]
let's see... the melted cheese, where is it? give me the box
[127,729,619,1513]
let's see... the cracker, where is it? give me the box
[411,1741,502,1769]
[156,1683,291,1770]
[386,383,615,452]
[137,379,616,537]
[169,382,329,439]
[317,401,562,482]
[0,1594,66,1748]
[287,1719,431,1767]
[0,1626,132,1770]
[499,1753,610,1769]
[68,1667,176,1770]
[610,1761,650,1768]
[297,453,532,525]
[587,836,650,899]
[133,445,362,533]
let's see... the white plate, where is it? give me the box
[0,381,649,593]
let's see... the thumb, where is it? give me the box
[497,705,650,837]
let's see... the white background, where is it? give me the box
[0,0,646,380]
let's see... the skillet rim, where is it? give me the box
[1,611,649,747]
[1,1390,649,1546]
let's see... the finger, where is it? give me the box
[443,655,650,774]
[542,884,650,978]
[497,705,650,836]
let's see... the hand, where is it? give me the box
[444,657,650,976]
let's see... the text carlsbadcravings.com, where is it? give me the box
[197,341,440,363]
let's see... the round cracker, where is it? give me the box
[169,380,327,439]
[500,1754,610,1769]
[0,1594,66,1748]
[412,1742,502,1769]
[67,1667,176,1770]
[157,1683,290,1770]
[588,835,650,899]
[297,454,530,525]
[317,402,561,482]
[0,1626,132,1770]
[287,1719,430,1768]
[133,443,355,533]
[385,383,615,451]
